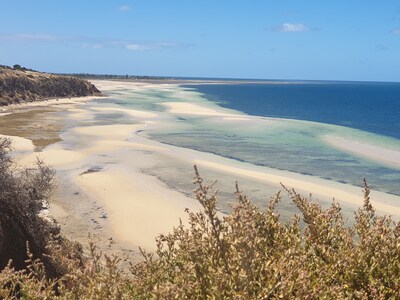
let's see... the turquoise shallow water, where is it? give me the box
[99,82,400,202]
[190,81,400,139]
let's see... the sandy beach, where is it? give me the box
[2,79,400,258]
[0,95,102,113]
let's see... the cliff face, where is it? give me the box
[0,65,101,106]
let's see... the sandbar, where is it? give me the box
[162,102,250,119]
[323,135,400,169]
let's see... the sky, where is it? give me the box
[1,1,400,82]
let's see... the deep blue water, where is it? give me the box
[187,81,400,140]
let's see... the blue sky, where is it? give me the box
[1,1,400,81]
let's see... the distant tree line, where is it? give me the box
[0,64,37,72]
[62,73,169,80]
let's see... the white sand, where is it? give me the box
[91,107,158,118]
[0,134,35,154]
[0,95,104,112]
[163,102,250,119]
[324,135,400,168]
[51,122,198,250]
[76,167,201,250]
[73,124,141,140]
[222,116,251,121]
[35,121,197,250]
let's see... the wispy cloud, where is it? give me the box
[276,23,310,32]
[0,33,189,51]
[0,33,73,42]
[375,44,389,51]
[117,5,130,12]
[82,43,104,49]
[125,42,183,51]
[79,39,189,51]
[391,28,400,35]
[126,44,146,50]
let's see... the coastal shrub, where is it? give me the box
[129,168,400,299]
[0,137,78,277]
[0,240,129,299]
[1,141,400,298]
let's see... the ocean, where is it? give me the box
[101,80,400,213]
[188,81,400,140]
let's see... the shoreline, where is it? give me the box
[2,79,400,256]
[0,94,104,113]
[194,159,400,216]
[86,77,302,85]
